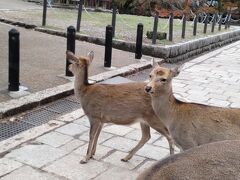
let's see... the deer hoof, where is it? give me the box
[80,159,87,164]
[121,158,129,162]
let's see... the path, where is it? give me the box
[0,40,239,179]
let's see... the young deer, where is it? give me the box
[137,140,240,180]
[145,64,240,151]
[66,51,174,164]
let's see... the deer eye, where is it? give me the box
[161,78,167,82]
[149,75,152,78]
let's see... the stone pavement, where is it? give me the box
[173,40,240,108]
[0,40,240,179]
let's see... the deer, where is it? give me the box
[145,63,240,151]
[66,51,175,164]
[137,140,240,180]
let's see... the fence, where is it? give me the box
[42,1,232,45]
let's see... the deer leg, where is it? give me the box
[163,133,175,155]
[80,119,101,164]
[153,126,175,155]
[91,123,103,157]
[121,122,150,162]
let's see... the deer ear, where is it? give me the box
[171,65,183,77]
[66,51,78,63]
[87,51,94,64]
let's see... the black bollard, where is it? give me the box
[66,26,76,77]
[211,14,216,33]
[193,14,198,36]
[225,13,229,29]
[181,14,186,39]
[76,0,83,32]
[8,29,20,91]
[203,14,209,34]
[169,12,173,41]
[227,13,231,28]
[152,13,158,44]
[111,5,117,37]
[135,23,143,59]
[104,25,113,67]
[218,14,222,31]
[42,0,47,26]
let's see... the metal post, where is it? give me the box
[152,13,158,44]
[218,14,222,31]
[8,29,20,91]
[111,5,117,37]
[169,12,173,41]
[104,25,113,67]
[203,14,209,34]
[76,0,83,32]
[211,14,216,33]
[193,14,198,36]
[66,26,76,77]
[225,13,229,29]
[135,23,143,59]
[181,14,186,39]
[42,0,47,26]
[227,13,231,28]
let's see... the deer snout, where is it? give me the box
[145,86,152,93]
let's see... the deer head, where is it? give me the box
[145,65,180,94]
[66,51,94,75]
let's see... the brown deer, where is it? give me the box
[66,51,174,164]
[145,64,240,151]
[137,140,240,180]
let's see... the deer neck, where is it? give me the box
[74,66,89,99]
[151,86,178,128]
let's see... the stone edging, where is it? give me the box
[0,59,154,119]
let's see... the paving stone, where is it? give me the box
[136,160,157,173]
[186,94,209,104]
[79,131,114,144]
[129,123,141,129]
[153,137,170,149]
[230,102,240,108]
[103,151,145,170]
[73,115,90,127]
[124,129,160,144]
[94,166,138,180]
[206,93,229,101]
[55,123,88,137]
[73,144,113,160]
[6,144,67,168]
[103,125,134,136]
[208,98,230,107]
[186,90,209,96]
[136,144,170,160]
[59,139,86,153]
[43,153,109,180]
[102,136,138,152]
[1,166,61,180]
[57,109,85,122]
[36,131,73,148]
[0,158,22,177]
